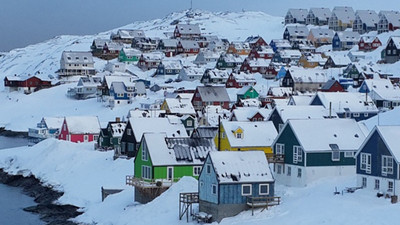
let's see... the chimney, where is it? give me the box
[116,117,120,122]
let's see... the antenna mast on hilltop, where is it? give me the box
[190,0,193,10]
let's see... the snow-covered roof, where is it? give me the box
[181,66,205,77]
[389,36,400,49]
[110,123,126,138]
[332,6,355,24]
[329,54,352,66]
[237,86,256,95]
[116,29,145,39]
[135,82,146,95]
[164,98,195,115]
[363,79,400,101]
[309,28,335,39]
[65,116,100,134]
[360,36,379,44]
[244,36,264,44]
[355,10,379,27]
[144,133,215,166]
[231,41,251,50]
[160,60,182,70]
[77,76,102,87]
[285,25,310,37]
[240,98,261,107]
[375,126,400,161]
[160,39,178,47]
[313,92,378,113]
[336,31,360,42]
[175,24,201,35]
[231,72,257,83]
[309,8,331,21]
[129,117,188,142]
[288,67,328,83]
[127,109,165,119]
[197,86,230,102]
[279,49,302,59]
[103,75,135,89]
[205,69,230,80]
[289,95,314,106]
[221,53,246,63]
[247,58,271,67]
[221,120,277,148]
[285,119,367,152]
[179,40,200,49]
[271,39,292,48]
[272,105,336,122]
[305,54,327,64]
[268,87,293,97]
[231,108,272,121]
[43,117,64,130]
[141,52,163,61]
[121,47,141,57]
[287,9,308,21]
[380,11,400,27]
[62,51,94,64]
[209,151,274,184]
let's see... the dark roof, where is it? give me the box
[191,127,218,139]
[320,79,341,90]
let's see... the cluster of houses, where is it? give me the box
[20,6,400,223]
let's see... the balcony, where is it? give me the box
[266,154,285,164]
[126,175,179,188]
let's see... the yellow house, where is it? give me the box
[298,54,327,68]
[226,42,251,55]
[215,121,278,157]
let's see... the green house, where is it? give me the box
[118,47,141,63]
[97,120,126,153]
[236,86,259,102]
[271,119,367,187]
[180,115,196,136]
[134,133,216,183]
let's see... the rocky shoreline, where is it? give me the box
[0,127,28,137]
[0,169,82,225]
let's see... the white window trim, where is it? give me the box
[332,150,340,161]
[344,151,354,158]
[241,184,252,196]
[276,143,285,155]
[193,166,202,176]
[360,153,371,174]
[212,184,217,195]
[293,146,303,164]
[259,184,269,195]
[382,155,394,176]
[142,142,148,161]
[141,165,151,179]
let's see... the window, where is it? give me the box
[212,184,217,195]
[344,152,354,158]
[276,143,285,155]
[221,132,225,139]
[382,155,393,176]
[332,150,340,161]
[186,120,193,127]
[360,153,371,174]
[362,177,367,188]
[297,168,302,178]
[84,135,88,142]
[277,164,282,174]
[236,133,242,139]
[287,166,291,176]
[193,166,201,176]
[206,164,211,174]
[63,124,67,131]
[278,123,284,132]
[242,184,252,196]
[383,101,391,108]
[94,135,98,141]
[388,181,394,192]
[259,184,269,195]
[142,166,151,179]
[364,113,369,117]
[127,128,132,136]
[375,179,380,190]
[353,113,360,117]
[293,146,303,163]
[142,143,148,161]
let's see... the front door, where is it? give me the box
[167,167,174,181]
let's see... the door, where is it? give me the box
[167,167,174,181]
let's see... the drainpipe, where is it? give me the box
[218,115,221,151]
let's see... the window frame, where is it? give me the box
[382,155,394,176]
[212,184,217,195]
[241,184,252,196]
[259,184,269,195]
[193,166,202,176]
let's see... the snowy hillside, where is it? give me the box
[0,10,283,85]
[0,10,283,131]
[1,139,400,225]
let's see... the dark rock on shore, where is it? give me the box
[0,169,82,225]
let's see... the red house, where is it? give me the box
[248,46,274,59]
[137,53,162,70]
[59,116,101,143]
[318,80,345,92]
[240,58,271,74]
[244,36,268,48]
[226,72,257,88]
[176,40,200,56]
[191,86,230,111]
[4,75,52,94]
[358,36,382,52]
[173,24,201,39]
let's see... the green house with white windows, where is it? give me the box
[131,132,216,202]
[272,119,367,187]
[118,47,141,63]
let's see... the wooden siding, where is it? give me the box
[199,157,219,204]
[219,183,274,204]
[273,124,304,166]
[356,130,398,180]
[306,152,355,167]
[134,140,154,180]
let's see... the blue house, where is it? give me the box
[154,60,182,76]
[199,151,275,222]
[109,81,135,107]
[355,126,400,196]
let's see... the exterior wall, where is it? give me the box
[268,109,284,131]
[356,130,398,180]
[219,182,274,204]
[306,152,356,166]
[199,157,219,204]
[199,200,248,223]
[215,124,272,154]
[273,124,304,167]
[58,120,97,143]
[134,140,154,180]
[275,164,355,187]
[120,122,137,157]
[356,174,400,196]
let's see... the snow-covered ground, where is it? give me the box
[1,139,400,225]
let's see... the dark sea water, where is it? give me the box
[0,136,44,225]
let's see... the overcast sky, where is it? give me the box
[0,0,395,51]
